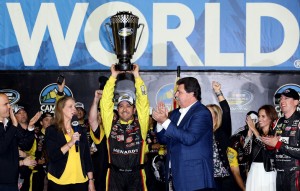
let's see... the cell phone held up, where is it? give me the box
[57,74,65,85]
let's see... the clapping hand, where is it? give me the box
[246,116,256,132]
[152,102,168,124]
[29,111,42,127]
[261,134,280,148]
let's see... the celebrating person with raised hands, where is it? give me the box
[100,64,150,191]
[207,81,232,191]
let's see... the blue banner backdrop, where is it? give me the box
[0,0,299,70]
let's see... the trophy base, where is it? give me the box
[115,62,133,71]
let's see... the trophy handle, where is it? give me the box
[105,23,116,52]
[134,23,145,52]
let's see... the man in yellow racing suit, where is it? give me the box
[100,64,149,191]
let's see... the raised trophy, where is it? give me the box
[105,11,144,71]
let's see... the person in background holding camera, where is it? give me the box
[100,64,149,190]
[234,111,258,136]
[227,111,258,191]
[0,93,35,191]
[244,105,277,191]
[262,88,300,191]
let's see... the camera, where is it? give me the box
[57,74,65,85]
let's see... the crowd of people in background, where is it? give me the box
[1,67,300,191]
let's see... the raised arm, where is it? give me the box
[212,81,232,137]
[89,90,102,132]
[56,76,66,101]
[212,81,225,102]
[129,64,150,140]
[100,64,122,136]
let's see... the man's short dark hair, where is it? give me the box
[177,77,201,101]
[246,110,258,117]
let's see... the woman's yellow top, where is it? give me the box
[48,132,87,184]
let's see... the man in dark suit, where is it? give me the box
[0,93,34,191]
[152,77,215,191]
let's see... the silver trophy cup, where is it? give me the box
[105,11,144,71]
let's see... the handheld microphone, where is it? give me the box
[71,116,79,152]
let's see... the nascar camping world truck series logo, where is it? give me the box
[0,89,20,104]
[39,83,73,113]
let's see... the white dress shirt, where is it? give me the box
[156,101,197,132]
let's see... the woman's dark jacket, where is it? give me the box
[214,100,232,172]
[245,134,275,172]
[45,124,93,179]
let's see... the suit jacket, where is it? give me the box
[0,122,34,184]
[157,101,215,191]
[45,124,93,179]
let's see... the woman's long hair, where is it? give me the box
[257,105,278,136]
[206,104,223,132]
[53,96,75,134]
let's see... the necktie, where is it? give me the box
[0,122,5,131]
[176,111,182,126]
